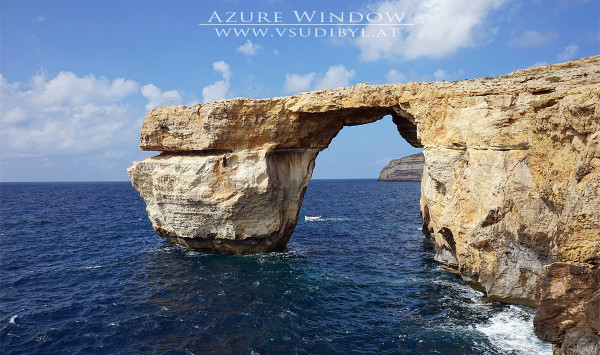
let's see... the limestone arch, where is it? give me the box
[129,57,600,348]
[129,94,427,255]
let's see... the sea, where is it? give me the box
[0,180,552,354]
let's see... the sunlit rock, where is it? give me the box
[129,56,600,352]
[378,153,424,181]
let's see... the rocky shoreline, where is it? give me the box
[129,56,600,353]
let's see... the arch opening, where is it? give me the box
[309,114,421,180]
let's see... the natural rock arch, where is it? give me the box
[129,56,600,352]
[129,94,422,255]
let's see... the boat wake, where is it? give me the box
[303,217,352,222]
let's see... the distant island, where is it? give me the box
[378,152,424,181]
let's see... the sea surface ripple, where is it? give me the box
[0,180,551,354]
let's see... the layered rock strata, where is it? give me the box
[129,56,600,352]
[378,152,424,181]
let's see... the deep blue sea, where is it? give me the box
[0,180,551,354]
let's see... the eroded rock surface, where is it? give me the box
[129,56,600,353]
[129,149,317,253]
[534,263,600,354]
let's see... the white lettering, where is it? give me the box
[257,12,269,23]
[240,12,253,23]
[376,28,387,37]
[294,11,316,22]
[214,28,230,36]
[330,12,343,23]
[299,28,311,37]
[386,12,405,23]
[252,28,268,36]
[366,12,382,22]
[225,12,237,23]
[233,28,249,36]
[208,11,222,23]
[349,12,363,23]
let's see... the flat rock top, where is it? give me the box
[385,152,425,165]
[140,55,600,152]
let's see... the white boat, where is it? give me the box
[305,215,322,221]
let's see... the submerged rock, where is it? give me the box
[129,56,600,353]
[378,153,424,181]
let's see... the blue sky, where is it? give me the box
[1,0,598,181]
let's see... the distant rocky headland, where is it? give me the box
[378,152,424,181]
[129,56,600,354]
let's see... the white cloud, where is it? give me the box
[236,40,262,56]
[213,61,232,81]
[31,70,139,106]
[356,0,508,61]
[508,30,558,48]
[141,84,182,111]
[284,65,355,94]
[313,65,355,90]
[284,73,315,94]
[202,61,232,103]
[34,15,46,23]
[202,81,229,103]
[385,69,408,83]
[433,68,465,81]
[0,72,143,160]
[557,44,578,62]
[3,107,27,125]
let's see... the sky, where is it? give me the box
[1,0,598,181]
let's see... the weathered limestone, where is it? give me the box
[378,153,424,181]
[128,149,317,253]
[534,263,600,354]
[128,56,600,353]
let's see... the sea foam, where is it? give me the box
[476,305,551,354]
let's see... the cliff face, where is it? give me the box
[378,153,424,181]
[129,56,600,352]
[534,263,600,355]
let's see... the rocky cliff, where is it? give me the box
[378,152,424,181]
[129,56,600,353]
